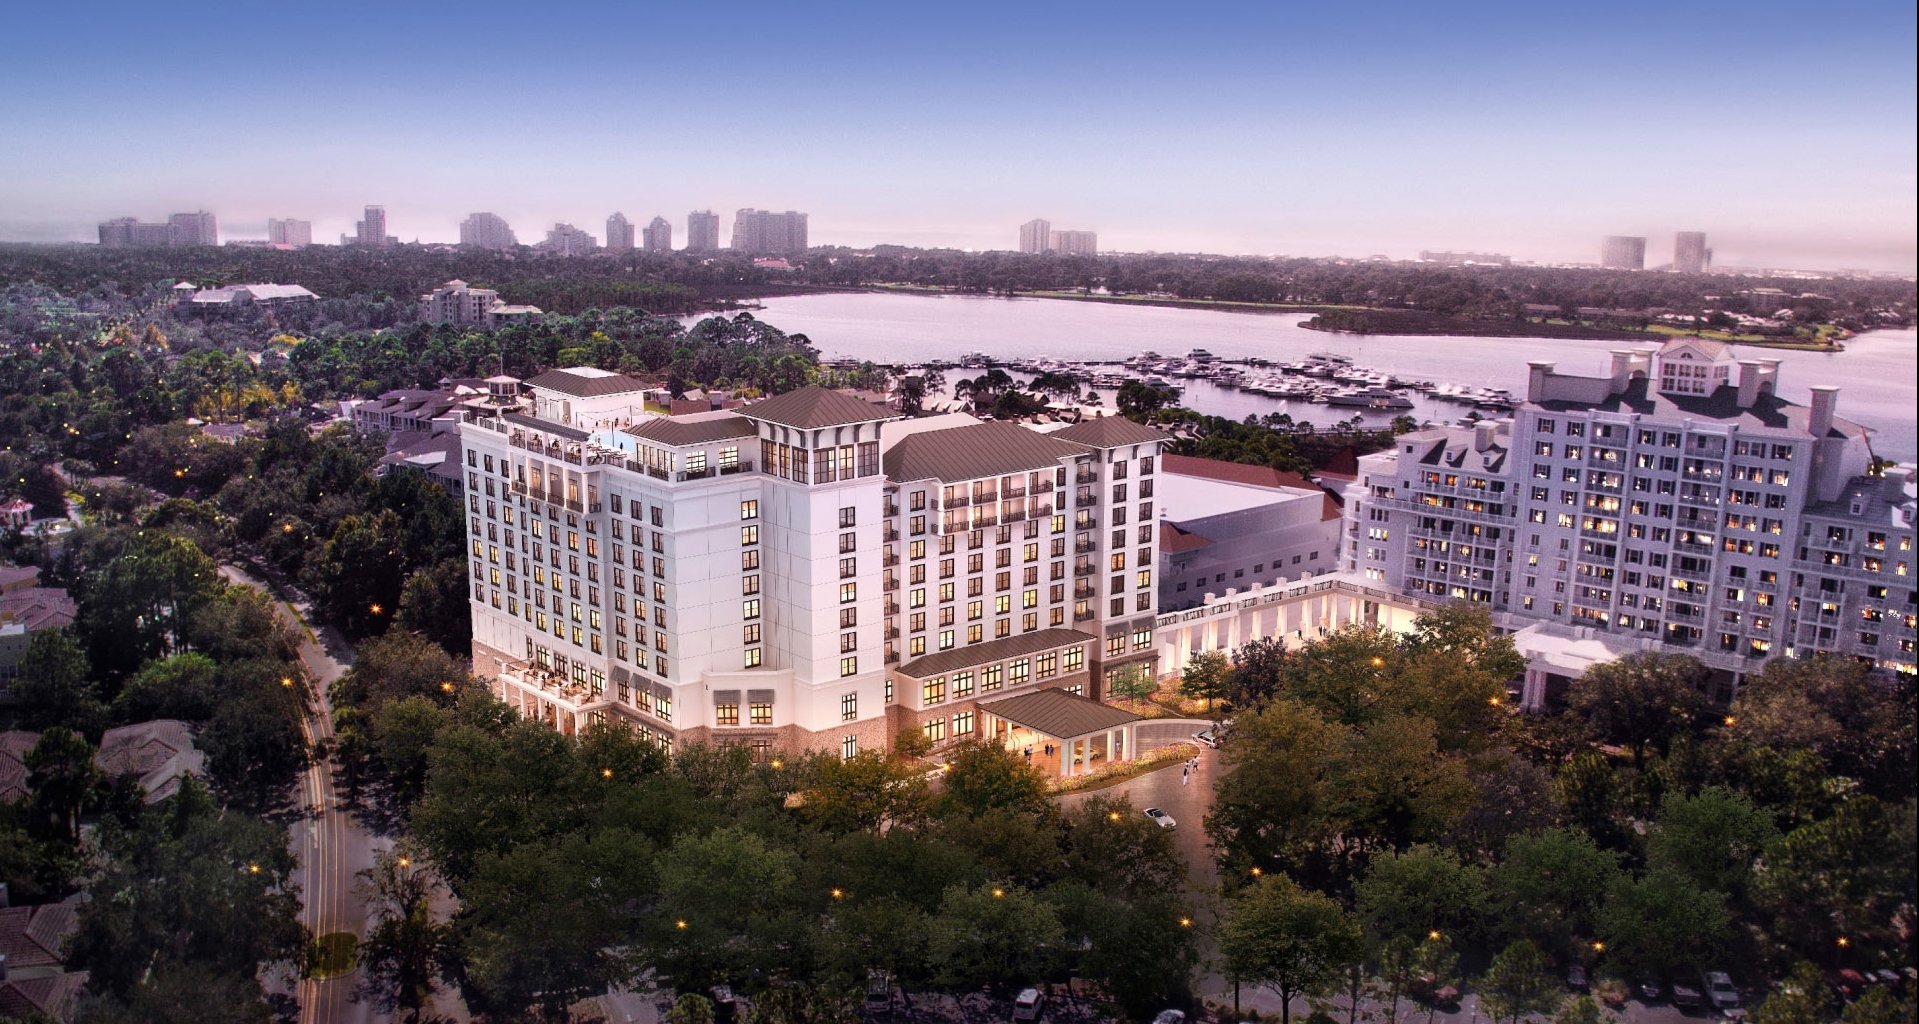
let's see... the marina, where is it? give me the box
[741,293,1919,460]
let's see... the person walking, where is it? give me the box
[1182,766,1190,786]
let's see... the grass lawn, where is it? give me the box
[309,932,358,980]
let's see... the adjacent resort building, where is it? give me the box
[1342,339,1917,694]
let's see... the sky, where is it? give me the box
[2,0,1914,271]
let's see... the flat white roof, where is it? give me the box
[1156,474,1321,520]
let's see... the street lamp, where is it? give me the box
[991,887,1005,899]
[831,888,845,900]
[675,919,688,931]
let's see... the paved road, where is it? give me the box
[221,564,391,1024]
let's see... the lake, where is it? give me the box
[732,292,1919,463]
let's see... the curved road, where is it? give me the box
[220,565,389,1024]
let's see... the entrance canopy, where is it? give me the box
[980,688,1142,778]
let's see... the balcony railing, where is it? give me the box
[942,495,969,510]
[1073,609,1095,622]
[1073,563,1096,578]
[1074,540,1096,554]
[719,461,752,476]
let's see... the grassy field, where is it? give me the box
[1642,323,1845,351]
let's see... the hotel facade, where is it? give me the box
[459,378,1168,758]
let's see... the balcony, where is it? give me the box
[885,600,900,616]
[883,526,900,542]
[679,467,714,481]
[942,495,969,510]
[1073,583,1095,599]
[718,461,752,476]
[1075,488,1096,505]
[1073,609,1095,622]
[1073,563,1096,578]
[565,499,584,513]
[1002,508,1027,524]
[1032,478,1054,494]
[883,575,900,592]
[1004,485,1026,499]
[1074,539,1096,554]
[885,627,900,640]
[1074,515,1098,530]
[1031,503,1053,518]
[511,481,528,495]
[1075,469,1098,485]
[884,503,901,518]
[883,553,900,567]
[971,514,998,529]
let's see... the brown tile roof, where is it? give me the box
[895,628,1097,680]
[523,368,650,398]
[884,421,1086,484]
[0,731,36,804]
[1159,521,1214,554]
[94,720,194,779]
[740,387,896,430]
[626,412,756,447]
[0,566,39,590]
[1162,453,1344,520]
[0,588,76,632]
[981,687,1142,739]
[1050,415,1168,449]
[0,971,87,1021]
[0,901,76,970]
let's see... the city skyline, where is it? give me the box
[1,0,1913,271]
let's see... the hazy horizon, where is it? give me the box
[4,0,1914,272]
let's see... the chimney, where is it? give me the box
[1885,467,1914,501]
[1526,361,1555,402]
[1474,424,1496,452]
[1807,386,1838,439]
[1736,360,1764,408]
[1608,350,1639,392]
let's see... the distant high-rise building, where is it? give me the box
[541,223,597,256]
[267,218,312,247]
[1673,231,1709,275]
[686,210,720,252]
[347,205,393,247]
[606,213,635,251]
[460,212,518,251]
[1600,235,1646,270]
[98,212,215,246]
[643,216,673,251]
[1051,230,1098,256]
[168,211,218,246]
[1019,218,1051,254]
[730,209,809,255]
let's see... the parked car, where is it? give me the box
[1704,972,1742,1012]
[1567,965,1589,990]
[1152,1012,1188,1024]
[1637,975,1664,1002]
[863,971,892,1017]
[1193,729,1222,748]
[1143,807,1177,829]
[1671,979,1705,1009]
[1012,987,1045,1021]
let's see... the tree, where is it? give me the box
[652,826,799,992]
[1753,795,1916,962]
[1178,649,1230,714]
[1478,940,1559,1024]
[1116,381,1178,421]
[1554,993,1612,1024]
[799,750,928,835]
[1840,987,1914,1024]
[25,727,107,843]
[394,558,474,655]
[1207,697,1340,879]
[937,738,1051,820]
[112,651,220,723]
[927,882,1065,993]
[201,688,308,813]
[1646,786,1776,898]
[356,845,459,1023]
[1106,661,1157,703]
[1566,652,1709,767]
[308,510,405,636]
[1219,875,1362,1024]
[67,777,307,999]
[1727,656,1916,797]
[1751,962,1832,1024]
[664,994,717,1024]
[1594,868,1729,977]
[12,628,104,734]
[1356,845,1488,953]
[1489,828,1622,958]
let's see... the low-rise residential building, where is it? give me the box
[177,282,318,313]
[416,280,542,327]
[0,897,87,1022]
[0,567,75,684]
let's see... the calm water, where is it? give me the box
[740,292,1919,463]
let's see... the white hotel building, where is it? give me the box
[459,373,1168,759]
[1344,339,1917,691]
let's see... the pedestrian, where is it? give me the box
[1182,766,1190,785]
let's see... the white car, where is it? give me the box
[1012,987,1045,1021]
[1144,807,1177,829]
[1152,1012,1188,1024]
[1193,729,1221,748]
[1704,972,1741,1011]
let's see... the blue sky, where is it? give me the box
[3,0,1913,270]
